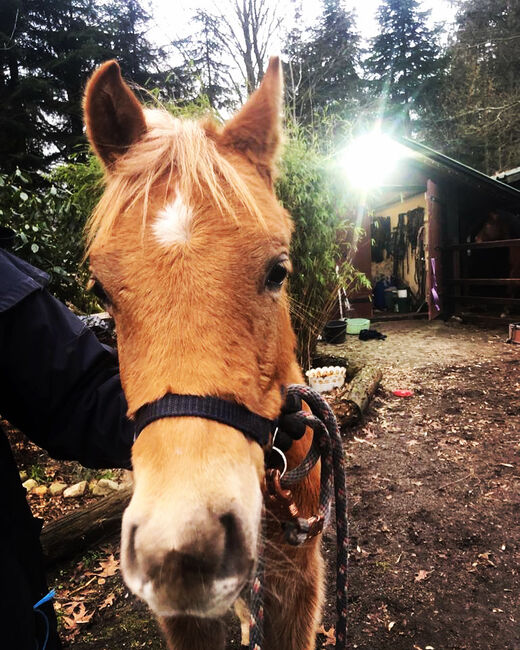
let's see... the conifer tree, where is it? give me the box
[285,0,360,125]
[423,0,520,173]
[173,10,235,110]
[0,0,190,171]
[365,0,442,135]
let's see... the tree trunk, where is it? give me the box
[41,486,132,567]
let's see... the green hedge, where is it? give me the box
[277,123,369,368]
[0,158,103,311]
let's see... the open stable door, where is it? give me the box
[426,179,444,320]
[349,208,373,318]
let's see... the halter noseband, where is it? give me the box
[133,393,276,447]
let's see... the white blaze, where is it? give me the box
[153,188,193,246]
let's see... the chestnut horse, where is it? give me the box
[84,59,323,649]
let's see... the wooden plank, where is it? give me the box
[426,179,443,320]
[447,239,520,250]
[448,278,520,285]
[450,295,520,305]
[457,312,515,327]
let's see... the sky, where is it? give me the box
[148,0,458,55]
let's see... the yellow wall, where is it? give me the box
[371,192,427,297]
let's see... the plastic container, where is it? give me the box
[397,297,410,313]
[306,366,346,393]
[384,288,397,311]
[346,318,370,335]
[323,320,347,343]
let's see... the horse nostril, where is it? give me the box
[156,548,219,591]
[220,512,248,576]
[126,523,138,567]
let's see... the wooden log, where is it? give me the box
[334,365,383,429]
[41,486,132,567]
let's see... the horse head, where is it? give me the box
[84,59,298,620]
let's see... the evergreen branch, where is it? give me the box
[1,9,19,51]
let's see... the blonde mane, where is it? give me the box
[86,108,264,251]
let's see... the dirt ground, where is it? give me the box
[16,319,520,649]
[324,319,520,650]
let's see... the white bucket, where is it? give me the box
[305,366,346,393]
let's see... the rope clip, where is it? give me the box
[282,515,324,546]
[263,468,298,521]
[263,469,324,545]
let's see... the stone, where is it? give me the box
[49,481,67,496]
[91,478,119,496]
[19,470,28,482]
[33,485,48,497]
[91,483,106,496]
[63,481,87,498]
[22,478,38,492]
[98,478,119,492]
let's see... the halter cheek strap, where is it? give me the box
[133,393,276,447]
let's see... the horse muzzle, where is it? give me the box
[121,503,256,617]
[120,415,265,618]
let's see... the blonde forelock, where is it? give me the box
[86,109,264,251]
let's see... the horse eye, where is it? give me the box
[88,278,111,306]
[266,263,288,290]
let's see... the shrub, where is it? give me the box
[276,123,369,369]
[0,157,103,311]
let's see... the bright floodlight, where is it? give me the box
[341,133,407,189]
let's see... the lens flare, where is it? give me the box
[341,133,408,189]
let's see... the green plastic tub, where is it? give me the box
[346,318,370,334]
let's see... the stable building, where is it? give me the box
[349,137,520,322]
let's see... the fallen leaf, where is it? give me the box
[100,592,116,610]
[97,554,119,577]
[61,601,94,629]
[317,624,336,646]
[415,569,432,582]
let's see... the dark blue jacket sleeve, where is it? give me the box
[0,250,133,469]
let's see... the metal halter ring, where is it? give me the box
[270,427,288,477]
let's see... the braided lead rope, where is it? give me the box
[249,384,348,650]
[249,514,265,650]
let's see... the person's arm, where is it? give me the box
[0,253,133,468]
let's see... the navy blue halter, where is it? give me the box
[133,393,276,447]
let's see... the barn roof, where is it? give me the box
[396,137,520,202]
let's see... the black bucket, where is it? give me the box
[323,319,346,344]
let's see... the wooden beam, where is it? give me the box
[448,278,520,286]
[447,238,520,250]
[450,295,520,305]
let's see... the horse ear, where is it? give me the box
[84,60,146,168]
[221,57,283,178]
